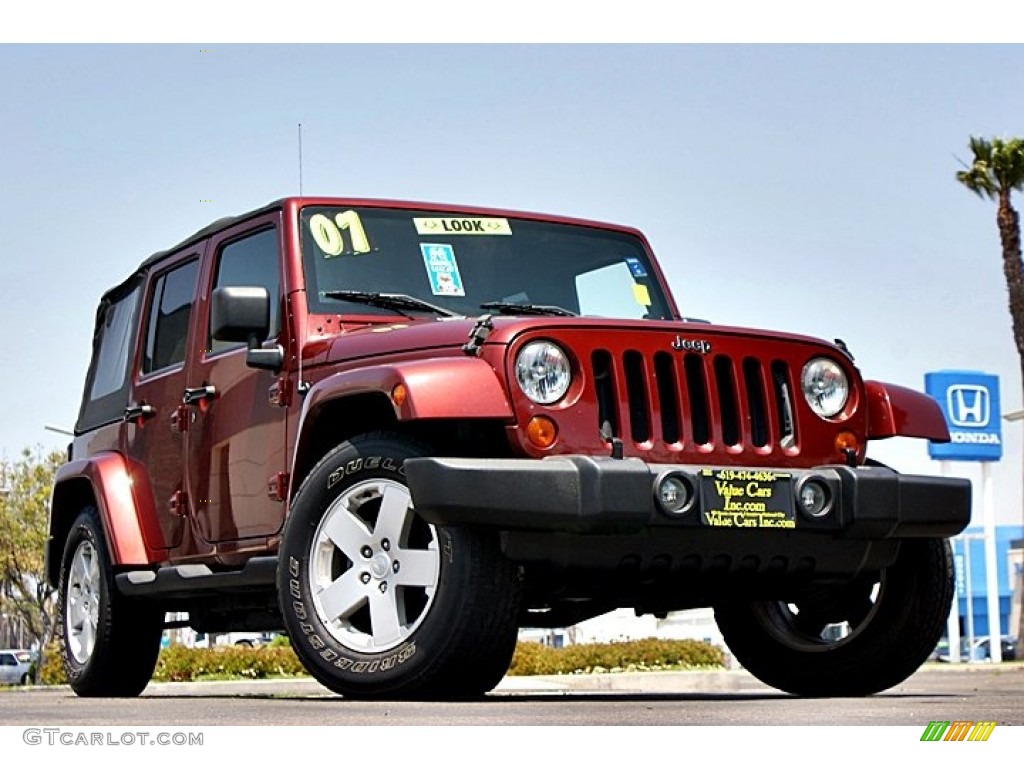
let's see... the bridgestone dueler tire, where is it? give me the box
[57,509,164,697]
[714,538,954,697]
[279,433,522,699]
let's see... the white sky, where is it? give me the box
[2,7,1024,530]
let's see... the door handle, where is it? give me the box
[124,403,156,423]
[182,385,217,406]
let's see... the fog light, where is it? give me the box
[655,472,693,516]
[526,416,558,449]
[797,479,831,518]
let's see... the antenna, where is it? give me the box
[296,122,308,397]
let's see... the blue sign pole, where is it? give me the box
[925,370,1002,663]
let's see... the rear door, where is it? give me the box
[184,215,289,548]
[124,252,203,553]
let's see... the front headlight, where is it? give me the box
[515,341,571,404]
[801,358,849,418]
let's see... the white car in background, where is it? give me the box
[0,650,33,685]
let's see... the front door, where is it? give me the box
[184,217,289,549]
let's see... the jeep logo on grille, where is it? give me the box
[671,336,712,354]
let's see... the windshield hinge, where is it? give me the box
[462,314,494,356]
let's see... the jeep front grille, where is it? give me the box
[591,349,799,453]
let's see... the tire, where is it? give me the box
[714,538,954,697]
[57,509,165,697]
[279,433,522,699]
[20,673,30,686]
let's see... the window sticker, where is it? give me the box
[632,282,652,307]
[414,217,512,236]
[625,257,648,278]
[310,210,371,257]
[420,244,466,296]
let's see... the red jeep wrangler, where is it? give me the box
[48,198,970,699]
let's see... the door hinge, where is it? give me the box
[269,376,292,407]
[268,472,290,501]
[170,404,191,433]
[169,489,188,517]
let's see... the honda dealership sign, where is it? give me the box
[925,371,1002,462]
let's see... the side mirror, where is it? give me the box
[210,286,284,372]
[210,286,270,342]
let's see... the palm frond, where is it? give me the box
[956,135,1024,198]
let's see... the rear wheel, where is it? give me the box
[280,433,522,699]
[57,509,164,697]
[715,538,953,696]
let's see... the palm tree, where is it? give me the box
[956,137,1024,383]
[956,135,1024,646]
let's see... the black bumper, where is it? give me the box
[405,456,971,539]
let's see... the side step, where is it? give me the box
[116,556,278,598]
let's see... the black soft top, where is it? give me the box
[136,198,285,271]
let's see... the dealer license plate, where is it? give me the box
[699,469,796,529]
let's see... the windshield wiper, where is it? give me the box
[479,302,576,317]
[323,291,462,318]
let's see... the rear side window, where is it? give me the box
[75,278,143,434]
[142,259,199,374]
[89,286,141,399]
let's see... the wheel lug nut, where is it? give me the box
[379,582,388,593]
[360,572,371,584]
[360,546,372,558]
[381,539,391,551]
[393,561,400,573]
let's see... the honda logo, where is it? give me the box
[947,385,990,428]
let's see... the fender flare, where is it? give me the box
[864,380,950,442]
[291,356,513,477]
[47,452,164,587]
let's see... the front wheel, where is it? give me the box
[279,434,522,699]
[714,538,954,696]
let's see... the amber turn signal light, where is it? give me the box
[835,431,859,454]
[526,416,558,449]
[391,384,408,408]
[835,431,860,465]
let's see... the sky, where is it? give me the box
[2,42,1023,525]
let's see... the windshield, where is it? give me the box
[299,206,673,320]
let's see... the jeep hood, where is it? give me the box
[316,316,849,365]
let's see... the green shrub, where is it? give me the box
[30,636,721,685]
[39,642,67,685]
[508,638,723,675]
[152,645,306,682]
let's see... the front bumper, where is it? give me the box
[405,456,971,539]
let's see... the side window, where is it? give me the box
[208,228,280,356]
[75,278,144,434]
[142,259,200,375]
[89,285,142,400]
